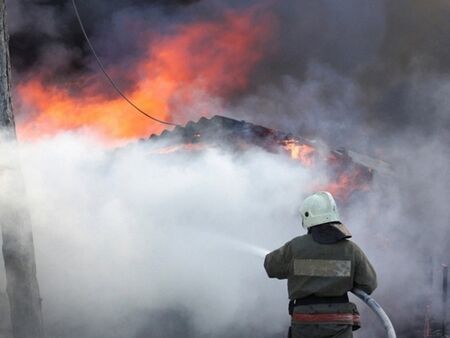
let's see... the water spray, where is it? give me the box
[234,241,397,338]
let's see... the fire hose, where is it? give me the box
[351,288,397,338]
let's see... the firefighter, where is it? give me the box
[264,191,377,338]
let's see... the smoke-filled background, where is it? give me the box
[1,0,450,337]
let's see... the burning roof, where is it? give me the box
[147,115,390,202]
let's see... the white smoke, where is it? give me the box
[1,109,447,337]
[1,133,330,337]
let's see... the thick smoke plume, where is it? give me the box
[0,127,444,337]
[3,0,450,337]
[1,135,321,337]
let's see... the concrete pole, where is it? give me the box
[0,1,45,337]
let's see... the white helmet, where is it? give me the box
[300,191,341,229]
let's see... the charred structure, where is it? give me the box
[148,115,386,202]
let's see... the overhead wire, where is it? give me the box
[71,0,180,128]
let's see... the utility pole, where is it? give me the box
[0,1,45,337]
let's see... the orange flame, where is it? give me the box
[282,140,316,167]
[14,8,274,143]
[322,169,371,202]
[281,140,372,202]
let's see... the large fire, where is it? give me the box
[12,3,373,202]
[14,7,273,143]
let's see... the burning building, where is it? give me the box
[147,115,389,203]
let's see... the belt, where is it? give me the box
[289,294,349,316]
[292,313,360,325]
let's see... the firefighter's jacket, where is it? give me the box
[264,233,377,327]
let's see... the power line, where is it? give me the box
[71,0,180,127]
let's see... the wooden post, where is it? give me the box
[0,1,45,337]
